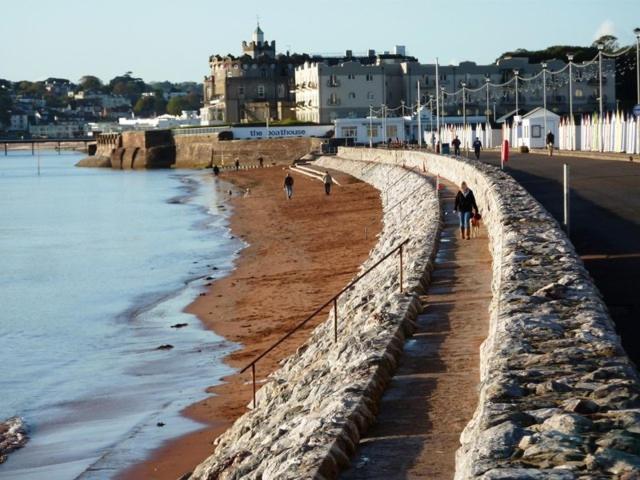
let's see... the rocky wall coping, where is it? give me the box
[189,157,441,479]
[337,147,640,479]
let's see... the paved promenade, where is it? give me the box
[480,151,640,366]
[341,181,491,479]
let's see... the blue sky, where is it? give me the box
[1,0,639,83]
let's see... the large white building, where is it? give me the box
[295,55,617,125]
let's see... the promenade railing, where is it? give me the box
[240,238,409,408]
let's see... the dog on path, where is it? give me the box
[471,213,482,238]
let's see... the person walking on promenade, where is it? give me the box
[546,130,555,156]
[235,158,240,170]
[452,136,461,156]
[454,181,479,240]
[322,171,333,195]
[472,137,482,160]
[212,164,220,176]
[284,173,294,200]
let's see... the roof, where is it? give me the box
[496,109,520,124]
[254,24,263,34]
[522,107,560,120]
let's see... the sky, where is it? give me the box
[1,0,639,84]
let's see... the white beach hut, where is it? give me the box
[520,107,561,149]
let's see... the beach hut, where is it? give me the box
[520,107,560,149]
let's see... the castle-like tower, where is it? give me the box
[242,23,275,59]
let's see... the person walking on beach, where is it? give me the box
[322,171,333,195]
[546,130,555,156]
[454,181,479,240]
[452,136,461,156]
[284,173,294,200]
[235,158,240,170]
[212,164,220,176]
[472,137,482,159]
[258,156,264,168]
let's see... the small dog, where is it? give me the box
[470,213,482,238]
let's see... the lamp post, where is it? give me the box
[429,95,434,138]
[382,103,387,142]
[461,82,467,151]
[417,80,422,147]
[440,86,446,122]
[485,77,490,125]
[514,69,520,147]
[542,62,548,137]
[634,27,640,105]
[514,69,519,113]
[401,100,406,117]
[597,42,604,118]
[567,54,574,122]
[369,105,373,148]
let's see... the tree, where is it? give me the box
[0,87,12,128]
[133,96,157,117]
[79,75,103,92]
[107,73,147,103]
[166,96,188,115]
[592,35,620,53]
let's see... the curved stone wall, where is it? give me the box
[190,158,441,479]
[337,148,640,479]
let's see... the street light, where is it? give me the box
[461,82,467,150]
[567,53,574,122]
[514,69,519,113]
[417,80,422,147]
[634,27,640,105]
[440,86,446,121]
[542,62,548,137]
[485,77,490,125]
[597,42,604,118]
[369,105,373,148]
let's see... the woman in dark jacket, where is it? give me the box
[454,181,478,240]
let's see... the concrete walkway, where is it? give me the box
[341,181,492,479]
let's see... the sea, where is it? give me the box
[0,150,241,479]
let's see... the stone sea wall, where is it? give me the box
[338,148,640,479]
[174,136,323,168]
[77,131,322,169]
[189,158,441,478]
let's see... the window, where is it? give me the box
[341,126,357,138]
[257,84,265,97]
[532,125,541,138]
[347,73,356,79]
[329,74,339,87]
[348,92,356,99]
[278,84,285,98]
[238,86,245,95]
[575,88,583,97]
[366,125,379,137]
[328,93,340,105]
[366,74,374,81]
[386,125,397,138]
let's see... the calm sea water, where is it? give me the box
[0,151,241,479]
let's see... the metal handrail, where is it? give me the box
[240,238,409,408]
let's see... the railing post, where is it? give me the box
[251,363,256,409]
[333,297,338,343]
[399,244,404,293]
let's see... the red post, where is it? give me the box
[251,364,256,409]
[501,139,509,169]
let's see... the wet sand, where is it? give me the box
[118,166,382,480]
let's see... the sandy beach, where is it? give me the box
[118,165,382,480]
